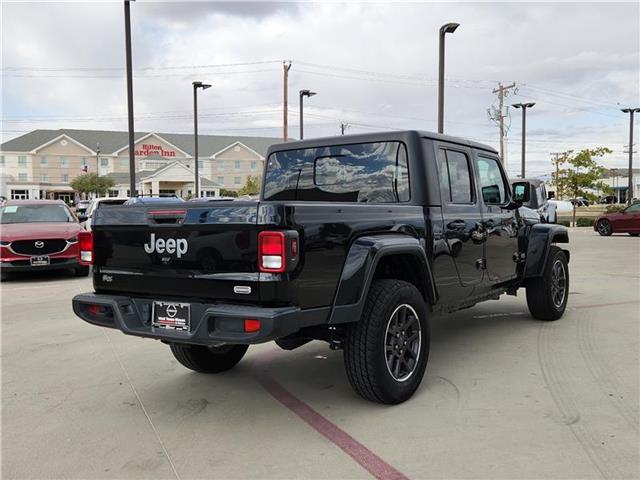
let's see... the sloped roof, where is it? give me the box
[104,163,220,187]
[1,129,282,158]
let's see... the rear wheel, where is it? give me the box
[596,219,612,236]
[170,343,248,373]
[526,246,569,321]
[344,279,429,404]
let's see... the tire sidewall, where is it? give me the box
[373,283,430,403]
[597,219,612,236]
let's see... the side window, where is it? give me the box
[438,149,473,204]
[625,203,640,213]
[475,156,508,205]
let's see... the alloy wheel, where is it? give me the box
[384,304,422,382]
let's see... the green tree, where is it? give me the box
[238,175,261,196]
[556,147,613,226]
[70,173,115,197]
[219,188,238,198]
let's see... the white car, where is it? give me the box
[80,197,129,231]
[548,200,573,216]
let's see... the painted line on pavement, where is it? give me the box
[253,351,409,480]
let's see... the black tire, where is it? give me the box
[629,233,639,237]
[74,266,90,277]
[343,279,429,404]
[526,246,569,321]
[169,343,248,373]
[0,270,11,282]
[596,219,612,236]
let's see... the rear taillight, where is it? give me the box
[78,231,94,265]
[258,231,285,273]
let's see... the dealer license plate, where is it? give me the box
[30,256,50,266]
[152,301,190,332]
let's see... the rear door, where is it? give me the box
[92,202,261,301]
[435,144,485,287]
[472,151,519,283]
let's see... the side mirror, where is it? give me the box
[547,191,555,200]
[512,181,531,203]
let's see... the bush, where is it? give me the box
[605,204,625,213]
[557,220,571,227]
[576,217,595,227]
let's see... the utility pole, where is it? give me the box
[489,82,517,167]
[551,152,563,199]
[621,107,639,204]
[340,122,350,135]
[283,61,292,141]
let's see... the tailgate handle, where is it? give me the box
[148,209,186,225]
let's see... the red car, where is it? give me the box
[594,202,640,236]
[0,200,88,280]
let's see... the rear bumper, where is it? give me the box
[72,292,329,345]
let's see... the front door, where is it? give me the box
[473,152,520,283]
[436,146,485,287]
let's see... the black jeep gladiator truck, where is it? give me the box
[72,131,570,404]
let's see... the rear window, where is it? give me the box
[263,141,410,203]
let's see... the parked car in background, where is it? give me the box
[79,197,129,231]
[75,199,91,217]
[599,195,618,205]
[509,178,557,223]
[594,202,640,236]
[124,195,185,206]
[0,200,89,280]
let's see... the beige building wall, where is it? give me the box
[205,143,264,190]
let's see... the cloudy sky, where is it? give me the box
[2,1,639,177]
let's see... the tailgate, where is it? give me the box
[91,202,260,301]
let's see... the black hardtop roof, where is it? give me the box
[266,130,498,155]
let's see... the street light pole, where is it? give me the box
[437,22,459,134]
[621,107,640,205]
[299,89,317,140]
[192,81,211,198]
[124,0,136,197]
[512,102,536,178]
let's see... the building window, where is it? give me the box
[0,155,4,165]
[235,160,241,170]
[217,176,224,185]
[11,189,29,200]
[60,156,69,167]
[62,174,69,183]
[40,173,49,182]
[40,156,48,166]
[234,176,241,185]
[198,160,204,170]
[251,161,257,170]
[217,160,224,171]
[100,158,109,167]
[18,173,28,182]
[18,156,27,166]
[108,190,119,198]
[120,159,128,168]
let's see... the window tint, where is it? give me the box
[438,149,473,204]
[264,141,410,203]
[476,156,508,204]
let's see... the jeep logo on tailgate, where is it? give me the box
[144,233,188,258]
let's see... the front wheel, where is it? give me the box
[526,246,569,321]
[596,219,612,236]
[170,343,248,373]
[344,279,429,404]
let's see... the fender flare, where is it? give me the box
[524,223,570,277]
[328,235,437,324]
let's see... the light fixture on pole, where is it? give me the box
[437,22,459,134]
[299,89,316,140]
[124,0,136,197]
[512,102,536,178]
[621,107,640,205]
[193,81,212,198]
